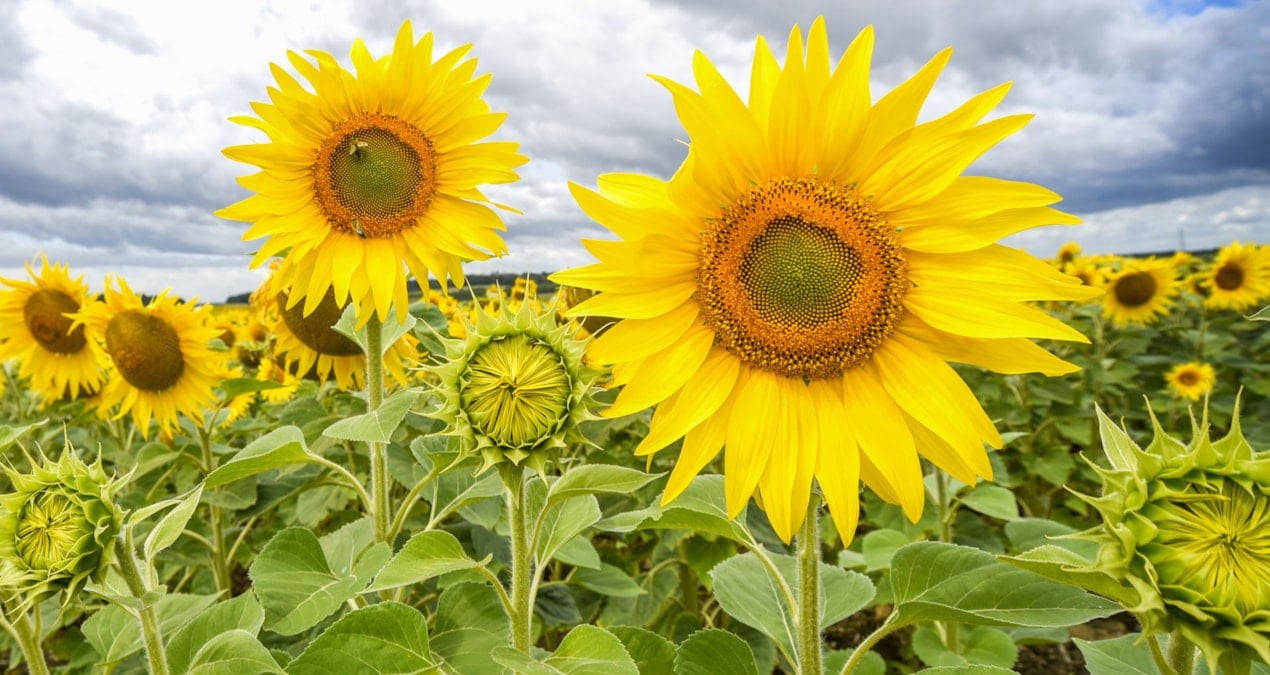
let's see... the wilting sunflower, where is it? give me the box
[1165,362,1216,401]
[1102,259,1178,327]
[217,20,527,326]
[71,277,224,439]
[552,18,1098,543]
[0,257,107,402]
[1203,241,1270,312]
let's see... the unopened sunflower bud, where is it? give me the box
[0,451,125,604]
[429,297,602,475]
[1076,403,1270,673]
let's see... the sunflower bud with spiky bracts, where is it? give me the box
[1074,401,1270,673]
[428,296,604,477]
[0,449,126,606]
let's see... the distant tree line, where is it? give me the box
[223,271,558,305]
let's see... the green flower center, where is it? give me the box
[15,491,92,571]
[314,112,437,239]
[23,288,87,354]
[277,291,363,357]
[1148,482,1270,614]
[460,334,571,449]
[1112,271,1157,307]
[697,177,907,380]
[104,310,185,391]
[1215,262,1245,291]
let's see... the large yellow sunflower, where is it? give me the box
[0,257,107,403]
[217,20,527,326]
[1102,259,1178,327]
[552,18,1098,543]
[71,277,224,439]
[1203,241,1270,312]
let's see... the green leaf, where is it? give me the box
[249,527,385,636]
[536,495,602,565]
[186,629,284,674]
[366,530,490,592]
[205,426,318,488]
[956,484,1020,522]
[572,564,646,598]
[143,484,204,562]
[333,303,417,357]
[823,649,886,675]
[0,420,42,452]
[674,629,759,675]
[1095,405,1140,472]
[434,583,510,639]
[999,545,1139,606]
[553,533,601,570]
[219,377,283,399]
[287,601,437,674]
[609,626,676,675]
[167,592,266,674]
[596,475,748,543]
[1073,635,1158,675]
[1003,518,1098,558]
[861,529,911,572]
[83,593,218,666]
[889,542,1120,628]
[322,389,419,443]
[1246,305,1270,321]
[429,466,503,526]
[547,465,661,505]
[915,666,1018,674]
[710,552,874,661]
[430,628,506,675]
[911,626,1017,669]
[491,624,639,675]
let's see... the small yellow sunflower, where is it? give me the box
[553,18,1098,543]
[217,20,527,326]
[1164,362,1216,401]
[255,357,302,404]
[1102,259,1178,327]
[71,277,225,439]
[1055,241,1081,266]
[0,257,107,402]
[1203,241,1270,312]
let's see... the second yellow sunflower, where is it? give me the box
[554,18,1099,543]
[217,21,528,325]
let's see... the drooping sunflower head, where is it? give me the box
[429,298,602,475]
[0,449,125,605]
[1101,259,1178,327]
[1165,362,1216,401]
[217,20,528,327]
[1077,403,1270,672]
[0,256,108,403]
[1203,241,1270,312]
[70,277,225,439]
[553,17,1099,543]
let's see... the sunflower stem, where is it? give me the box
[797,498,823,675]
[505,465,533,654]
[839,612,898,674]
[365,315,391,544]
[1165,631,1196,675]
[9,611,51,675]
[116,535,169,675]
[198,426,232,595]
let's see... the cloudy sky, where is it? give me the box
[1,0,1267,303]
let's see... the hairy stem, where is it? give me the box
[116,535,169,675]
[506,467,533,654]
[797,499,823,675]
[365,315,391,543]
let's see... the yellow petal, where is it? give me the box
[905,285,1090,343]
[842,365,924,522]
[604,324,715,418]
[662,397,731,504]
[635,347,740,456]
[809,379,861,544]
[723,368,780,518]
[586,302,700,365]
[757,378,819,543]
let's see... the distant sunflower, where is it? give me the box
[1055,241,1081,266]
[267,284,416,392]
[1164,362,1215,401]
[0,257,107,402]
[217,20,527,326]
[1102,260,1178,327]
[1203,241,1270,312]
[71,278,224,438]
[552,18,1097,543]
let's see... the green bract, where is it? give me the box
[429,298,602,475]
[0,450,125,605]
[1078,403,1270,673]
